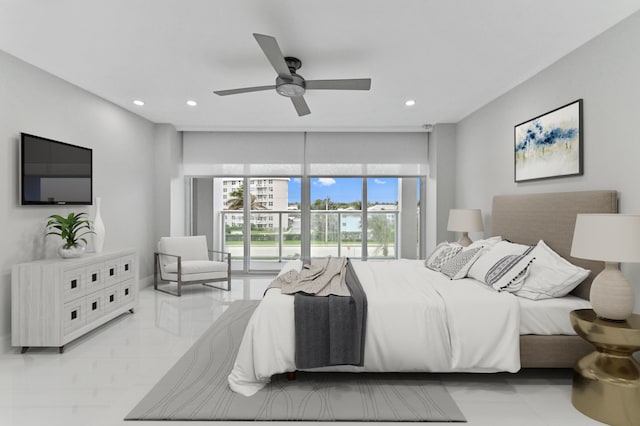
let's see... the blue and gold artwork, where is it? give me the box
[514,100,582,182]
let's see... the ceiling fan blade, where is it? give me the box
[291,96,311,116]
[253,33,292,80]
[213,85,275,96]
[305,78,372,91]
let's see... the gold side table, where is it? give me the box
[570,309,640,426]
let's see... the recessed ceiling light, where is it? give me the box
[405,99,416,107]
[133,100,145,106]
[186,100,198,106]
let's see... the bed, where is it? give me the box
[229,190,618,396]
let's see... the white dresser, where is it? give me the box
[11,249,138,353]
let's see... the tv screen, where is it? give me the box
[21,133,92,205]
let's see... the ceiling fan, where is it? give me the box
[213,33,372,116]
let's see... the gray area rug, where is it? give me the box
[126,300,466,422]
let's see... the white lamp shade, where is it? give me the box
[571,214,640,263]
[447,209,484,232]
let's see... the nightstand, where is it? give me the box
[570,309,640,426]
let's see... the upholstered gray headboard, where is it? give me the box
[491,190,618,300]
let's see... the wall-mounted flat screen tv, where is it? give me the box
[21,133,93,205]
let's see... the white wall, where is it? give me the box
[455,11,640,312]
[426,124,457,254]
[154,124,185,240]
[0,50,158,351]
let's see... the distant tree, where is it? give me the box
[311,197,337,210]
[226,186,266,210]
[368,214,393,256]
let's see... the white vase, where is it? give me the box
[92,197,106,253]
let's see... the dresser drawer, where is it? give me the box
[119,255,135,281]
[104,261,120,287]
[118,281,135,307]
[84,292,104,324]
[63,300,85,335]
[63,267,85,302]
[103,286,119,313]
[84,262,105,294]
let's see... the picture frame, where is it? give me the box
[514,99,583,182]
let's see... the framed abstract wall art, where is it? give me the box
[514,99,583,182]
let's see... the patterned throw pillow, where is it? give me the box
[425,242,448,268]
[425,243,462,271]
[440,247,483,279]
[467,240,532,283]
[487,253,535,292]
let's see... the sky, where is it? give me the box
[288,177,399,204]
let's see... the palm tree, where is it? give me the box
[226,185,266,210]
[368,214,394,256]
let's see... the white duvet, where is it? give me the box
[229,259,521,396]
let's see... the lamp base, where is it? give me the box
[590,262,635,321]
[458,232,472,247]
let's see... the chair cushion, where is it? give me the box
[165,260,228,274]
[158,236,209,263]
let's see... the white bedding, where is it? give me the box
[229,259,521,396]
[518,295,590,335]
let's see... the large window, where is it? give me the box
[216,177,301,272]
[310,178,363,259]
[367,177,398,259]
[184,131,428,271]
[190,176,423,272]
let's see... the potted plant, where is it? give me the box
[46,212,94,258]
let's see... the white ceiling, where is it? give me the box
[1,0,639,131]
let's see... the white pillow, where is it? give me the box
[468,235,503,250]
[468,240,533,283]
[514,240,590,300]
[425,242,462,271]
[440,246,484,280]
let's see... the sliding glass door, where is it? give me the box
[310,178,363,259]
[189,175,423,272]
[247,178,301,271]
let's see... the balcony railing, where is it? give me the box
[220,209,399,263]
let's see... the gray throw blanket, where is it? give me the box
[269,258,367,369]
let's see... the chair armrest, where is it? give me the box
[155,251,182,261]
[155,252,183,282]
[208,250,231,268]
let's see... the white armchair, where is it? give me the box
[154,236,231,296]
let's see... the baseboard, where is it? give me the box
[0,333,12,354]
[139,274,153,288]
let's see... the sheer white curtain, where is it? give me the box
[183,131,428,177]
[305,132,428,176]
[183,132,305,176]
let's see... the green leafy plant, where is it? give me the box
[46,212,94,248]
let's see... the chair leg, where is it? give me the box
[154,254,181,296]
[154,285,181,297]
[154,253,159,291]
[202,280,231,291]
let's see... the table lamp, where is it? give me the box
[447,209,484,247]
[571,214,640,321]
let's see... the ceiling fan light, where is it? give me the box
[276,83,305,97]
[276,74,306,97]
